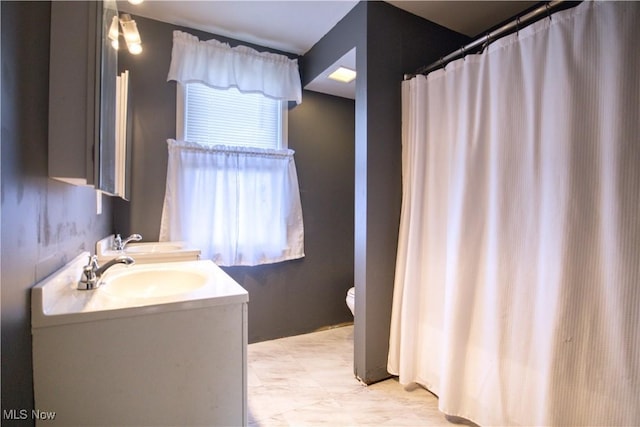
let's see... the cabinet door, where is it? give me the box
[48,1,100,186]
[48,0,120,195]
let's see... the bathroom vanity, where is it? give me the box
[31,252,248,426]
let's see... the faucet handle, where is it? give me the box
[113,234,123,250]
[78,255,99,290]
[89,254,99,268]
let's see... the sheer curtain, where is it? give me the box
[388,2,640,425]
[159,140,304,266]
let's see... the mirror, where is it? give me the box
[98,0,118,195]
[98,0,130,200]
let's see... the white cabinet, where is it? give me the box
[48,1,126,196]
[49,1,106,186]
[32,255,248,426]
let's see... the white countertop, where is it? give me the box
[96,235,201,264]
[32,251,248,328]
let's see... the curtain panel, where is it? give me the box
[167,30,302,104]
[159,139,305,266]
[389,1,640,425]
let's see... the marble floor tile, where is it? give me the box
[247,325,452,426]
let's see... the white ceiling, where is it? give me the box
[305,48,356,99]
[119,0,536,98]
[118,1,360,55]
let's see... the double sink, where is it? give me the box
[32,235,248,326]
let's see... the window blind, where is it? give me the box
[184,83,282,149]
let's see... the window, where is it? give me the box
[177,82,287,149]
[162,32,303,266]
[162,84,303,266]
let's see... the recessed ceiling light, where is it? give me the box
[328,66,356,83]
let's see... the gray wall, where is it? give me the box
[114,16,356,343]
[303,1,469,384]
[1,2,113,422]
[226,90,356,341]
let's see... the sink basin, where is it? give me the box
[95,235,201,264]
[31,252,249,328]
[125,243,184,254]
[101,268,207,299]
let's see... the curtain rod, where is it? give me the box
[406,0,568,79]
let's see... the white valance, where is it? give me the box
[167,31,302,104]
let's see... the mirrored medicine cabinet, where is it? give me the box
[48,0,130,200]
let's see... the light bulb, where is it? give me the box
[108,15,120,41]
[120,17,141,45]
[128,43,142,55]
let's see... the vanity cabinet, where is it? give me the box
[33,303,248,426]
[32,254,249,426]
[48,1,123,195]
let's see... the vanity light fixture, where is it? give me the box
[118,13,143,55]
[328,66,356,83]
[128,0,144,4]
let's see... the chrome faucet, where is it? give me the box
[113,233,142,251]
[78,255,135,290]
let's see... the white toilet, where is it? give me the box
[346,287,355,316]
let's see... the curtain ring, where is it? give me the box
[480,33,490,53]
[461,45,466,61]
[545,3,552,21]
[516,17,521,36]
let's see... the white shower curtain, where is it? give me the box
[388,2,640,426]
